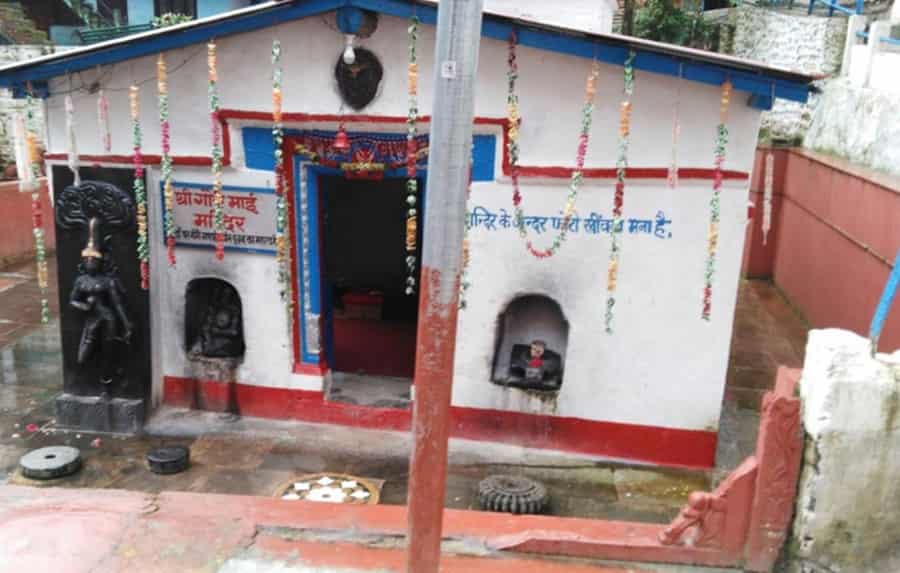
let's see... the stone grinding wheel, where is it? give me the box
[147,445,190,475]
[477,474,548,515]
[19,446,82,480]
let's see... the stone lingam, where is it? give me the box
[504,339,563,392]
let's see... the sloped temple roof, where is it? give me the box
[0,0,815,108]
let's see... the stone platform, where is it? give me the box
[0,484,727,573]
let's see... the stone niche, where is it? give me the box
[491,295,568,392]
[184,278,245,413]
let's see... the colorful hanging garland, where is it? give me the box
[459,155,474,310]
[507,32,600,259]
[130,86,149,290]
[701,79,733,321]
[22,88,49,323]
[404,16,419,295]
[667,75,681,189]
[208,40,225,260]
[97,89,111,153]
[64,94,80,185]
[272,39,290,300]
[158,54,176,266]
[603,52,636,334]
[762,150,774,245]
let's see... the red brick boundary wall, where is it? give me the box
[743,147,900,351]
[0,179,54,268]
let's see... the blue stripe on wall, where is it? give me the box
[244,127,276,171]
[471,134,496,182]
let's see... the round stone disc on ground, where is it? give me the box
[19,446,82,480]
[147,445,190,475]
[274,473,382,505]
[478,474,548,515]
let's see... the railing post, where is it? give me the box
[842,14,867,76]
[865,20,892,88]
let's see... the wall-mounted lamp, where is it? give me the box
[343,34,356,65]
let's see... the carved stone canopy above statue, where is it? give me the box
[55,180,135,233]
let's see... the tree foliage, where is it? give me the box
[633,0,717,49]
[152,13,193,28]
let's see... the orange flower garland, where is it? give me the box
[701,79,732,321]
[208,41,225,260]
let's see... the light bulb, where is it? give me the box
[343,34,356,65]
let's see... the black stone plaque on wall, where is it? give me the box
[52,165,151,433]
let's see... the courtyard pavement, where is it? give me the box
[0,256,809,571]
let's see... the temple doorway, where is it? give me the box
[319,174,422,409]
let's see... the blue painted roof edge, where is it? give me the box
[0,0,814,105]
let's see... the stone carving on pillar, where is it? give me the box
[744,367,803,572]
[660,491,728,548]
[659,456,758,559]
[53,177,147,434]
[70,217,134,388]
[190,287,244,359]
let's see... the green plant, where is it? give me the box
[152,13,193,28]
[633,0,717,49]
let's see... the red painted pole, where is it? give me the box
[406,1,483,572]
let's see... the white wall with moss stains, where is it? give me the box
[791,329,900,572]
[804,77,900,177]
[733,6,846,142]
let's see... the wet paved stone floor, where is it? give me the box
[0,256,808,524]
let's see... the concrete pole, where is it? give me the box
[841,15,866,77]
[405,1,483,572]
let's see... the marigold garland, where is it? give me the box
[701,79,732,321]
[604,51,636,334]
[404,17,419,295]
[158,54,176,266]
[23,89,49,323]
[507,32,600,259]
[272,39,290,300]
[208,41,225,260]
[64,94,81,185]
[130,86,149,290]
[97,89,111,153]
[459,157,474,310]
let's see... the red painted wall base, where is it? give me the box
[163,376,717,469]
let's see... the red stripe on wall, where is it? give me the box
[163,376,717,469]
[217,109,508,127]
[48,109,748,182]
[45,153,213,166]
[513,166,749,180]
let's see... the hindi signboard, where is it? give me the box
[162,182,277,255]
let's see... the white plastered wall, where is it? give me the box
[43,14,761,431]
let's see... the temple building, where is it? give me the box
[0,0,814,468]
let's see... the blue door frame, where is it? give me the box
[293,155,427,371]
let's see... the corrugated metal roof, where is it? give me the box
[0,0,816,102]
